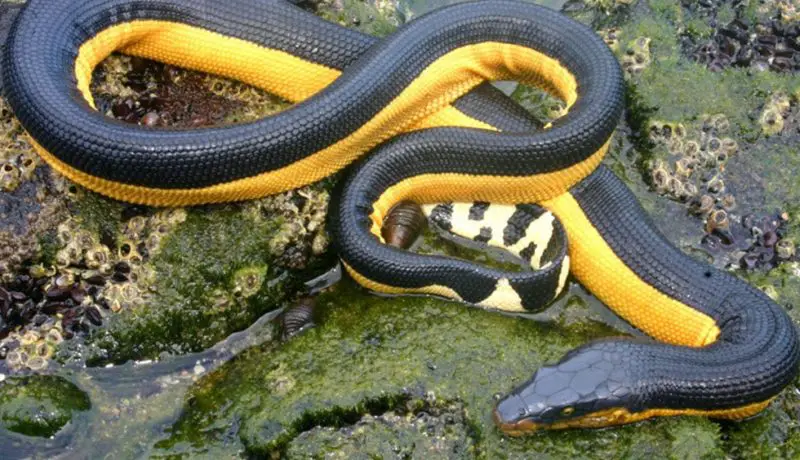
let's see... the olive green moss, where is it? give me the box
[617,2,797,143]
[0,375,90,438]
[69,190,125,242]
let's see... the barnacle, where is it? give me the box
[85,244,112,269]
[667,138,684,155]
[706,136,722,155]
[760,108,784,135]
[682,182,699,199]
[689,194,715,216]
[144,232,163,256]
[117,239,143,264]
[650,160,672,193]
[667,177,685,199]
[706,175,725,194]
[706,209,730,233]
[674,157,696,178]
[56,220,78,246]
[720,194,736,211]
[673,123,687,139]
[648,121,665,142]
[721,137,738,154]
[776,239,796,259]
[124,216,148,239]
[16,152,38,180]
[74,230,96,252]
[231,265,267,299]
[708,113,730,133]
[683,139,701,158]
[0,162,21,192]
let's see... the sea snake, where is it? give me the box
[2,0,798,434]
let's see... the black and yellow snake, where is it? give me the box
[2,0,798,434]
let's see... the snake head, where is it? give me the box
[494,342,641,434]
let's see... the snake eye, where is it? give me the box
[561,406,575,416]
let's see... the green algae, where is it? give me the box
[0,375,90,438]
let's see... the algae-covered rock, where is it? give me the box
[150,280,746,458]
[80,202,327,365]
[0,375,90,437]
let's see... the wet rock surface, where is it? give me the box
[0,0,799,458]
[285,399,476,459]
[0,375,90,438]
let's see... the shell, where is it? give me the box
[720,194,736,211]
[776,239,796,260]
[282,297,315,338]
[381,200,427,249]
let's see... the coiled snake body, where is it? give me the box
[3,0,798,433]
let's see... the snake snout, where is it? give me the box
[494,344,640,432]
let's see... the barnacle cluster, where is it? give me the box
[648,114,738,210]
[0,232,39,278]
[759,92,792,136]
[0,98,39,193]
[0,319,64,373]
[647,113,796,269]
[0,174,69,277]
[772,0,800,25]
[598,28,622,52]
[648,115,741,244]
[621,37,652,78]
[0,209,185,373]
[247,186,330,269]
[690,1,800,73]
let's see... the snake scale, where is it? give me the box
[2,0,798,434]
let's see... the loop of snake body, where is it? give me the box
[3,0,798,434]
